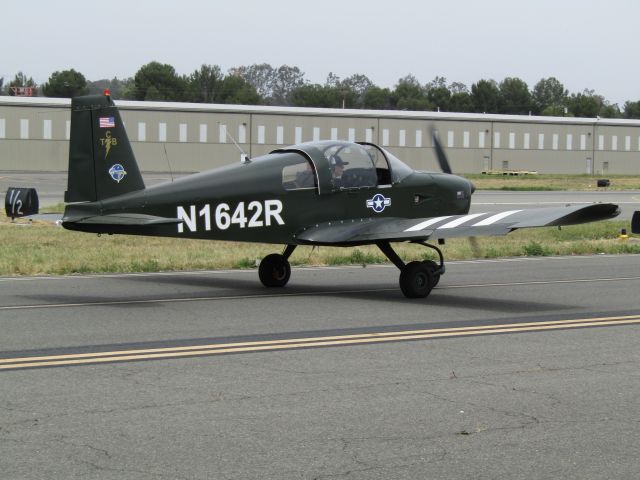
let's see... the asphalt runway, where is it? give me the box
[2,254,640,479]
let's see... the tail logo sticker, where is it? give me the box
[100,131,118,159]
[99,117,115,128]
[108,164,127,183]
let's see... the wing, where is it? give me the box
[294,203,620,246]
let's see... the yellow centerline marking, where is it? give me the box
[2,314,640,370]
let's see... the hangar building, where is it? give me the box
[1,96,639,174]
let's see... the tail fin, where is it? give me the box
[65,93,145,202]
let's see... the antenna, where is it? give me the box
[220,122,250,163]
[163,144,174,182]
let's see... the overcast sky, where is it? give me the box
[3,0,638,105]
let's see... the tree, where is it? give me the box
[392,74,432,111]
[42,69,87,98]
[126,61,186,101]
[498,77,532,114]
[291,84,344,108]
[425,76,451,111]
[341,73,373,108]
[471,79,500,113]
[87,77,132,99]
[363,86,393,109]
[216,75,260,104]
[532,77,568,115]
[230,63,275,100]
[623,100,640,119]
[449,92,474,113]
[185,64,223,103]
[270,65,306,105]
[6,71,37,96]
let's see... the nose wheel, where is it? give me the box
[377,241,445,298]
[259,245,296,287]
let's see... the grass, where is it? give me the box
[1,215,638,277]
[465,174,640,191]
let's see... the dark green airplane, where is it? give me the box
[44,93,625,297]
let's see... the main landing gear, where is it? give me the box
[259,242,444,298]
[259,244,296,287]
[376,241,445,298]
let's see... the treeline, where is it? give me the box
[2,62,640,119]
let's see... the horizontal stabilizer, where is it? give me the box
[63,213,180,226]
[296,203,620,246]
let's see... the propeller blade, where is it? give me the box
[430,127,452,174]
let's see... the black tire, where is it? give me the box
[421,260,441,287]
[259,253,291,287]
[399,261,434,298]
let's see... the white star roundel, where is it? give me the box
[366,193,391,213]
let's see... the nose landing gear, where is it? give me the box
[376,241,444,298]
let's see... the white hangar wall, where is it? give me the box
[1,96,639,174]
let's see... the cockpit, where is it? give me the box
[276,141,413,193]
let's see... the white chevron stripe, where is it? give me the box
[438,213,486,229]
[472,210,523,226]
[404,216,453,232]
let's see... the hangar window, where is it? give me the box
[238,124,247,143]
[382,129,389,146]
[179,124,187,142]
[552,134,559,150]
[20,119,29,139]
[348,128,355,142]
[277,126,284,145]
[282,159,316,190]
[509,132,515,149]
[538,133,544,150]
[218,124,226,143]
[66,120,71,140]
[463,131,470,148]
[598,135,604,150]
[399,129,406,146]
[611,135,618,151]
[258,125,265,144]
[415,129,422,147]
[566,134,573,150]
[580,134,587,150]
[448,131,454,148]
[494,132,500,149]
[0,119,5,139]
[523,133,530,149]
[159,123,167,142]
[138,122,146,142]
[331,128,338,141]
[43,119,52,140]
[365,128,374,143]
[478,131,485,148]
[295,127,302,144]
[625,136,631,151]
[200,124,207,143]
[313,127,320,142]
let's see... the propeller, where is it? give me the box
[430,126,452,174]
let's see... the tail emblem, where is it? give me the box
[108,164,127,183]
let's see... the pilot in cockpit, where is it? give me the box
[330,155,349,187]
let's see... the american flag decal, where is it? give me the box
[99,116,115,128]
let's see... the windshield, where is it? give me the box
[320,143,378,189]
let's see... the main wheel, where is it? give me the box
[421,260,441,287]
[259,253,291,287]
[399,261,434,298]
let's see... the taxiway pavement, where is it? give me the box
[1,254,640,479]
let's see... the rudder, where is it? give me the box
[65,93,145,202]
